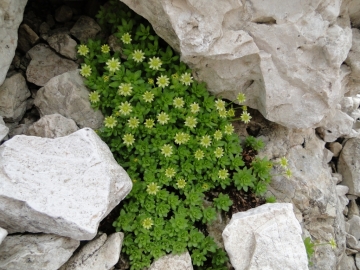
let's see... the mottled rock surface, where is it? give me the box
[0,117,9,142]
[70,16,101,42]
[148,252,193,270]
[47,33,77,60]
[0,128,132,240]
[0,234,79,270]
[34,70,104,129]
[0,227,7,246]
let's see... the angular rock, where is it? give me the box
[122,0,352,129]
[34,70,104,129]
[0,0,28,86]
[356,253,360,269]
[26,43,78,86]
[26,114,78,138]
[0,73,31,122]
[55,5,73,23]
[47,33,78,60]
[148,252,193,270]
[338,138,360,196]
[17,24,40,53]
[0,234,79,270]
[338,254,357,270]
[60,232,123,270]
[222,203,308,270]
[70,16,101,43]
[348,199,360,219]
[0,117,9,142]
[0,228,7,245]
[0,128,133,240]
[345,28,360,96]
[328,142,342,157]
[348,215,360,240]
[349,0,360,28]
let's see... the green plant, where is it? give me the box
[303,237,337,265]
[77,1,281,269]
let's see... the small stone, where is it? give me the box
[348,216,360,240]
[17,24,40,53]
[148,252,193,270]
[55,5,73,23]
[70,16,101,43]
[328,142,342,157]
[47,33,77,60]
[0,228,7,245]
[338,255,357,270]
[39,22,50,40]
[0,116,9,142]
[348,200,360,219]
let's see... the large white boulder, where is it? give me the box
[34,70,104,129]
[121,0,352,129]
[0,128,132,240]
[0,0,28,86]
[222,203,308,270]
[0,234,79,270]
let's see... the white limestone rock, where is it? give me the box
[0,128,132,240]
[0,234,79,270]
[349,0,360,28]
[26,114,79,138]
[121,0,352,129]
[60,232,123,270]
[26,43,77,86]
[222,203,308,270]
[338,138,360,196]
[34,70,104,129]
[0,227,7,246]
[148,252,193,270]
[0,117,9,142]
[47,33,77,60]
[338,254,357,270]
[0,0,28,86]
[0,73,31,122]
[348,215,360,240]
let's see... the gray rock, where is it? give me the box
[0,234,79,270]
[70,16,101,43]
[348,199,360,219]
[148,252,193,270]
[0,0,28,86]
[34,70,104,129]
[338,138,360,196]
[356,253,360,269]
[0,128,133,240]
[39,22,51,40]
[0,117,9,142]
[222,203,308,270]
[17,24,40,53]
[348,215,360,240]
[55,5,73,23]
[60,232,123,270]
[0,228,7,246]
[26,43,78,86]
[26,114,78,138]
[328,142,342,157]
[0,73,31,122]
[347,233,360,251]
[338,255,357,270]
[47,33,77,60]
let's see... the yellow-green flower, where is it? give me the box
[156,75,170,88]
[147,182,160,195]
[101,44,110,53]
[194,149,204,160]
[165,167,176,178]
[218,109,227,118]
[103,75,109,82]
[237,93,246,103]
[132,49,145,63]
[157,112,170,125]
[329,239,336,249]
[224,124,234,135]
[176,179,186,189]
[227,108,235,117]
[123,133,135,146]
[202,183,209,190]
[148,57,162,70]
[200,135,212,148]
[142,217,153,229]
[161,144,173,157]
[185,116,197,129]
[190,103,200,114]
[80,64,91,77]
[174,132,190,145]
[142,91,154,103]
[285,169,292,179]
[242,105,248,111]
[214,130,222,140]
[89,92,100,103]
[148,78,154,85]
[127,117,139,129]
[106,57,121,72]
[119,101,133,116]
[77,44,89,56]
[172,73,179,79]
[173,97,184,109]
[279,157,288,168]
[214,147,224,158]
[215,99,226,111]
[145,119,155,129]
[218,169,229,180]
[104,116,117,128]
[121,32,132,44]
[118,83,133,96]
[241,111,252,124]
[180,72,193,86]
